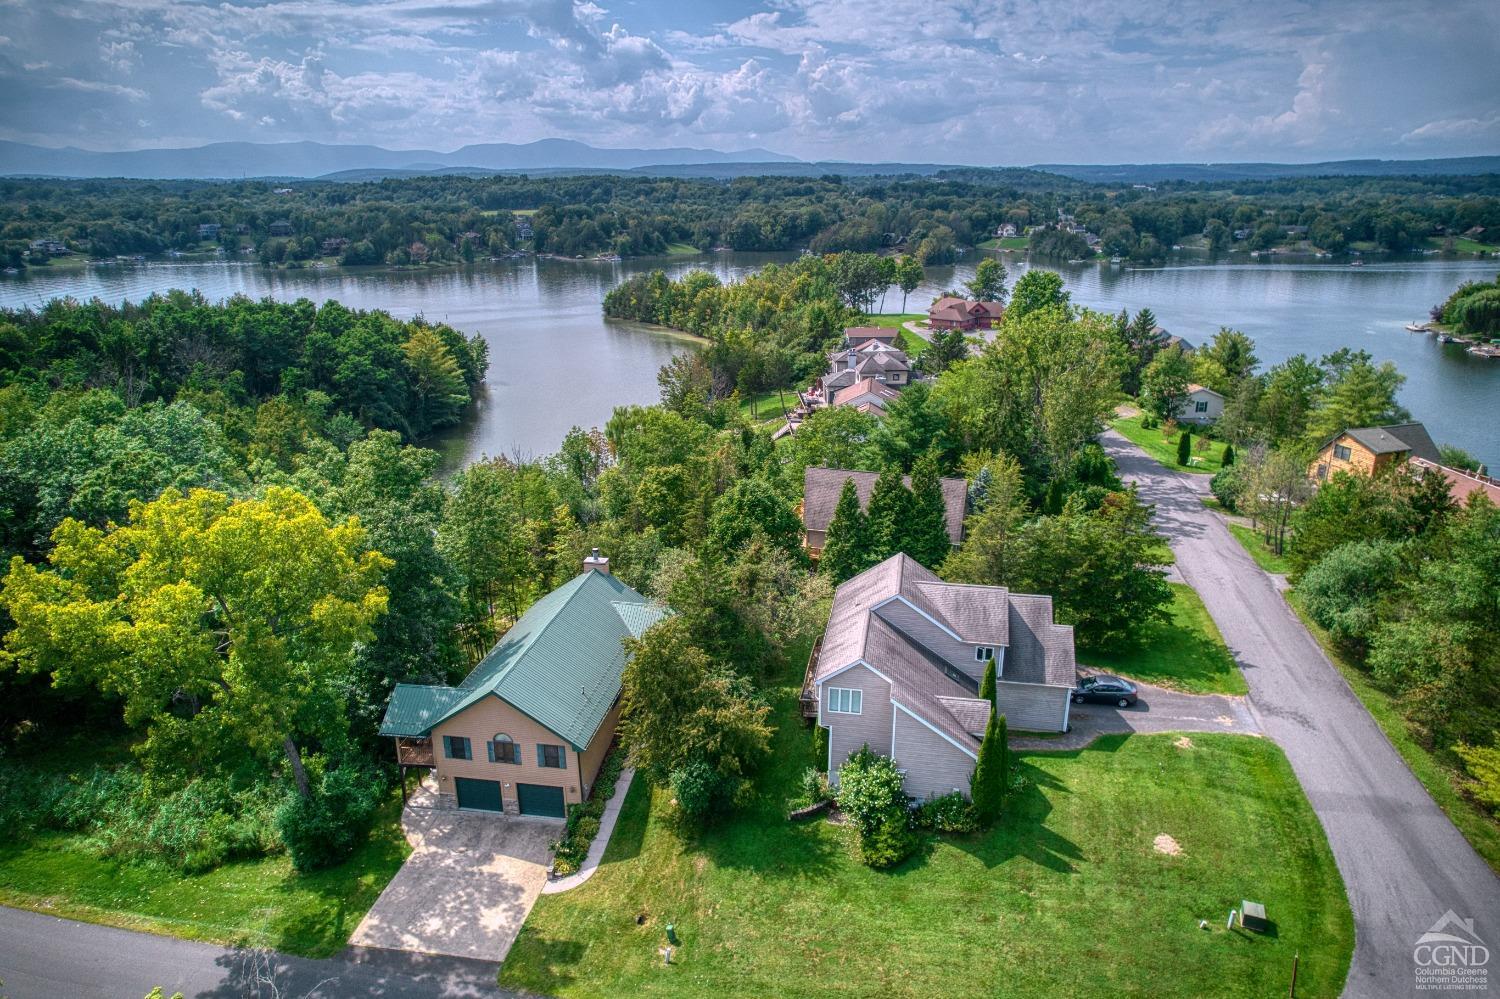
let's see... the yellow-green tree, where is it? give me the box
[0,486,389,794]
[402,326,471,436]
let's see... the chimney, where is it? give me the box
[582,547,610,575]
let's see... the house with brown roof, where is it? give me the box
[821,341,912,403]
[809,554,1076,799]
[1409,458,1500,507]
[840,326,900,349]
[801,467,967,557]
[928,297,1004,331]
[1310,422,1442,482]
[831,377,900,414]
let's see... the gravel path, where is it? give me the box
[1102,429,1498,999]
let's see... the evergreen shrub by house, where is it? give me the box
[914,792,979,833]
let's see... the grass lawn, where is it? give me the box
[737,387,798,424]
[977,236,1030,251]
[664,242,701,256]
[0,792,409,957]
[1285,594,1500,874]
[1227,523,1293,575]
[501,649,1346,998]
[859,313,929,359]
[1079,583,1246,695]
[1110,413,1225,475]
[1422,236,1499,254]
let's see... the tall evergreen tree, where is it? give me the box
[979,656,996,703]
[1177,430,1192,466]
[820,478,871,583]
[905,450,952,568]
[970,709,1008,825]
[866,467,911,560]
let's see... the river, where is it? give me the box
[1,253,1496,468]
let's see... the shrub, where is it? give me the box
[670,758,735,825]
[1221,443,1236,467]
[970,711,1008,826]
[835,745,908,838]
[1454,744,1500,815]
[1176,431,1192,465]
[1296,540,1404,650]
[914,792,979,833]
[811,724,829,772]
[276,764,383,873]
[798,767,833,807]
[1210,465,1242,511]
[1140,415,1158,430]
[860,810,919,869]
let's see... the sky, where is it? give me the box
[1,0,1497,164]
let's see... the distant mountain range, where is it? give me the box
[0,138,797,180]
[0,138,1495,183]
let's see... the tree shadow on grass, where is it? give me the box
[597,776,651,865]
[692,801,843,880]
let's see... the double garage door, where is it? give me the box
[454,777,565,818]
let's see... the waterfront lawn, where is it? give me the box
[978,236,1030,251]
[1110,413,1224,475]
[737,387,798,424]
[664,242,701,256]
[1285,594,1500,874]
[1080,583,1246,695]
[859,313,929,359]
[502,693,1349,999]
[0,791,409,957]
[1227,523,1293,575]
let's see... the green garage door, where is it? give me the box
[516,783,566,818]
[454,777,503,812]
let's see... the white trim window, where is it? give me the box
[975,646,995,663]
[828,687,863,714]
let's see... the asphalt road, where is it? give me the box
[0,906,511,999]
[1102,430,1499,999]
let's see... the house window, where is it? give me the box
[1194,400,1209,413]
[828,687,862,714]
[537,744,567,769]
[1333,444,1352,461]
[442,735,472,761]
[975,646,995,662]
[487,734,519,764]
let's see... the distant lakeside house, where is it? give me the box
[928,297,1004,331]
[378,550,665,818]
[1176,383,1224,425]
[806,554,1077,800]
[820,340,912,403]
[1311,421,1500,505]
[801,466,967,558]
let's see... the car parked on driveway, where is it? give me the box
[1073,675,1138,708]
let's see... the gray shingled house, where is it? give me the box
[810,553,1076,800]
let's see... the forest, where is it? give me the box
[4,167,1498,270]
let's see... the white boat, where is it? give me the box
[1405,322,1428,332]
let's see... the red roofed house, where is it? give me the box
[928,297,1004,331]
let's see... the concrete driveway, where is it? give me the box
[1013,676,1259,751]
[350,778,558,963]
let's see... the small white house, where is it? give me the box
[1176,384,1224,425]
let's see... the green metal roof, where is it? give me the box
[378,570,667,748]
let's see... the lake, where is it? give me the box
[2,253,1496,468]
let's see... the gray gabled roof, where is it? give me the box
[813,554,1076,752]
[802,467,968,544]
[379,571,667,747]
[1334,422,1442,463]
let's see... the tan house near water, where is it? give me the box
[379,550,667,818]
[1310,422,1442,482]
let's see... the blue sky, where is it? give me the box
[1,0,1497,162]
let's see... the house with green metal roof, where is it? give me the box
[381,552,667,818]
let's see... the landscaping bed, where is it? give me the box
[501,661,1348,998]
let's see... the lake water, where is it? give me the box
[2,253,1496,467]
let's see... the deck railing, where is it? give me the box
[800,634,824,719]
[395,737,435,767]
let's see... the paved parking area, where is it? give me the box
[350,778,559,963]
[1012,677,1260,751]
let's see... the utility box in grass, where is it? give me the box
[1239,900,1269,933]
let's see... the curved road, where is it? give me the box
[0,906,510,998]
[1103,431,1498,999]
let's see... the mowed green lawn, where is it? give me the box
[1111,413,1225,475]
[0,793,409,957]
[1080,583,1247,695]
[501,661,1349,998]
[859,313,930,359]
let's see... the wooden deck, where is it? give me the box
[395,737,435,767]
[800,634,824,720]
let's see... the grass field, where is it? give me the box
[737,387,798,424]
[1080,583,1246,695]
[1110,413,1225,475]
[1227,523,1293,575]
[1422,236,1499,254]
[860,313,929,359]
[664,242,701,256]
[977,236,1030,251]
[1285,594,1500,874]
[501,646,1347,998]
[0,793,409,957]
